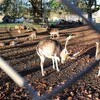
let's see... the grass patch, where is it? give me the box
[0,22,45,28]
[0,23,23,28]
[48,21,58,25]
[0,21,58,29]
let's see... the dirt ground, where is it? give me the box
[0,25,100,100]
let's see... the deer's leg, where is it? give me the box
[95,41,100,76]
[57,33,59,39]
[98,67,100,76]
[53,34,54,38]
[54,55,60,72]
[95,41,100,60]
[52,58,55,69]
[40,56,45,76]
[55,58,60,72]
[50,34,52,39]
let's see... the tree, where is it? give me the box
[43,0,71,19]
[73,0,100,21]
[29,0,42,18]
[1,0,29,18]
[47,0,100,21]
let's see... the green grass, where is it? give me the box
[0,21,58,28]
[0,22,44,28]
[48,21,58,25]
[0,23,23,28]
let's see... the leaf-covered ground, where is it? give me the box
[0,25,100,100]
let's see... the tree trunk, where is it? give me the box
[30,0,42,18]
[88,12,92,22]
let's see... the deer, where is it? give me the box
[9,40,17,46]
[36,35,81,76]
[47,26,59,38]
[0,42,5,47]
[15,25,19,30]
[15,25,27,30]
[27,27,37,40]
[9,37,18,46]
[15,25,22,34]
[95,41,100,76]
[27,31,37,41]
[7,27,12,32]
[15,25,27,34]
[27,27,36,31]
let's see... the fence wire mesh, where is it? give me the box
[0,0,100,100]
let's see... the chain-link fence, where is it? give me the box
[0,0,100,100]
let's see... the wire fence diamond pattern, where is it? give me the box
[0,0,100,100]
